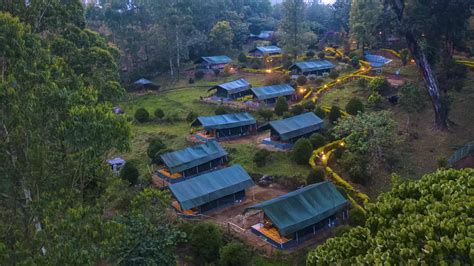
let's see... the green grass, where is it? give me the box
[318,83,368,108]
[224,143,311,177]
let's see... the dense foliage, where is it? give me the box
[292,138,313,165]
[275,96,289,116]
[307,169,474,264]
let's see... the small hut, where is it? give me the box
[251,84,296,104]
[289,60,335,76]
[249,46,282,57]
[209,78,252,99]
[195,56,232,70]
[132,78,160,91]
[266,112,324,144]
[192,113,257,140]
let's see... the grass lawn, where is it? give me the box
[224,143,311,178]
[318,82,368,108]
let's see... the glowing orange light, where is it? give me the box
[324,85,328,88]
[266,69,272,73]
[300,88,305,93]
[340,142,345,147]
[337,79,341,82]
[361,67,365,71]
[411,59,415,63]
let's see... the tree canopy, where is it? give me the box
[307,168,474,264]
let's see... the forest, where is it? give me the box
[0,0,473,265]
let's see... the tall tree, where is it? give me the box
[278,0,307,57]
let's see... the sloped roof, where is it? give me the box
[211,78,251,94]
[247,181,348,235]
[365,54,392,68]
[192,113,256,130]
[160,141,227,174]
[250,31,274,39]
[251,84,295,101]
[134,78,152,85]
[269,112,323,141]
[198,56,232,65]
[250,46,282,54]
[170,164,255,210]
[289,60,335,72]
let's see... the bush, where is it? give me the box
[357,78,368,88]
[250,58,262,69]
[314,78,324,86]
[328,70,339,80]
[292,138,313,165]
[120,162,139,185]
[147,137,166,163]
[367,92,382,107]
[306,50,315,58]
[190,222,223,263]
[309,133,325,149]
[302,101,316,111]
[328,105,341,124]
[437,156,448,168]
[348,208,366,226]
[134,108,150,123]
[154,108,164,119]
[282,111,292,119]
[291,104,304,115]
[307,166,325,184]
[188,78,195,84]
[368,77,390,93]
[345,97,364,115]
[238,52,247,63]
[333,224,352,237]
[257,107,273,121]
[318,51,325,59]
[215,106,229,115]
[350,56,360,68]
[254,149,271,167]
[219,242,250,266]
[195,70,205,80]
[314,106,326,118]
[296,75,308,86]
[275,97,289,116]
[186,111,198,123]
[400,48,409,65]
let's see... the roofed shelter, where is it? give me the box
[249,46,282,57]
[266,112,324,143]
[195,56,232,70]
[132,78,160,91]
[289,60,335,76]
[209,78,252,99]
[192,113,257,140]
[170,164,255,215]
[158,141,228,182]
[246,181,349,249]
[251,84,296,104]
[249,30,275,41]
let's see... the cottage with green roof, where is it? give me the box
[251,84,296,104]
[209,78,252,99]
[195,55,232,70]
[263,112,324,144]
[249,45,282,57]
[246,181,349,249]
[191,113,257,140]
[289,60,335,75]
[170,164,255,215]
[157,141,228,183]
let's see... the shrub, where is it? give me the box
[314,78,324,86]
[134,108,149,123]
[368,77,390,93]
[350,56,360,68]
[296,75,308,86]
[400,48,409,65]
[367,92,382,107]
[302,101,316,111]
[306,50,315,58]
[120,162,139,185]
[333,225,352,237]
[190,222,223,263]
[238,52,247,63]
[328,105,341,124]
[147,137,166,163]
[282,112,292,118]
[254,149,271,167]
[292,138,313,165]
[357,78,368,88]
[257,108,273,121]
[437,156,448,168]
[307,166,325,184]
[274,97,288,116]
[154,108,164,119]
[188,78,195,84]
[291,104,304,115]
[309,133,325,149]
[219,242,250,266]
[314,106,326,118]
[215,106,229,115]
[345,97,364,115]
[318,51,325,59]
[329,70,339,80]
[195,70,205,80]
[348,208,366,226]
[186,111,198,123]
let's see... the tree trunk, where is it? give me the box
[175,28,180,80]
[389,0,448,130]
